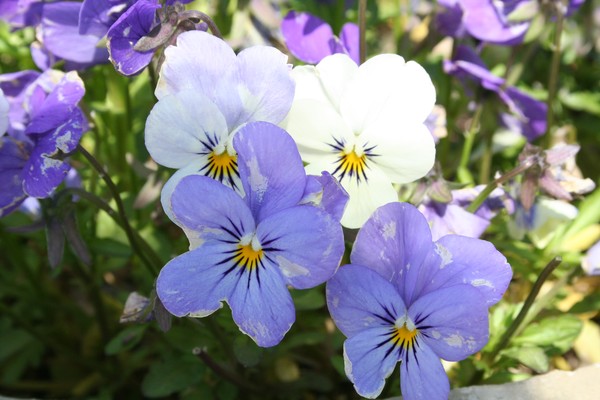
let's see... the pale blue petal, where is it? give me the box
[400,340,449,400]
[156,242,239,318]
[229,262,294,347]
[428,235,513,306]
[326,264,406,337]
[351,202,434,301]
[344,326,401,399]
[234,122,306,222]
[169,174,255,243]
[408,285,489,361]
[256,205,344,289]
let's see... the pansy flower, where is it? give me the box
[0,88,8,135]
[326,202,512,399]
[145,30,294,193]
[157,122,346,347]
[444,45,547,141]
[283,53,436,228]
[0,70,87,217]
[281,10,359,64]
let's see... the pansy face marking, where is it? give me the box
[196,136,240,190]
[329,137,378,183]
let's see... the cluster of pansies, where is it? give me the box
[1,0,598,399]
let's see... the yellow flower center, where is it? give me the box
[390,324,418,349]
[205,150,238,185]
[334,150,368,182]
[232,243,263,271]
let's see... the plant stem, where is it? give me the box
[193,347,260,393]
[358,0,367,64]
[77,145,161,275]
[488,256,562,361]
[544,4,566,148]
[466,156,536,213]
[457,104,483,184]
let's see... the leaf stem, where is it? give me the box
[488,256,562,361]
[544,3,566,148]
[193,347,260,393]
[358,0,367,64]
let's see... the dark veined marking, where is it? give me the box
[199,150,240,190]
[328,137,378,183]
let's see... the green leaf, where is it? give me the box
[291,288,325,310]
[233,335,263,367]
[141,358,204,398]
[560,91,600,116]
[513,315,583,353]
[501,346,549,373]
[104,325,147,355]
[569,292,600,314]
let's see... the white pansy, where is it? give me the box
[283,54,436,228]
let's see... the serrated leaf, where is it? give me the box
[513,315,583,353]
[141,358,204,398]
[501,345,549,373]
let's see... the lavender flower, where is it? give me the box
[583,240,600,276]
[146,30,294,194]
[157,122,346,347]
[281,10,359,64]
[327,202,512,399]
[0,70,87,217]
[444,45,547,141]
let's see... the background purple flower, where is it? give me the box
[282,10,359,64]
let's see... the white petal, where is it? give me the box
[363,120,436,183]
[155,31,237,99]
[291,53,357,111]
[282,99,353,164]
[341,55,435,133]
[0,88,8,135]
[307,162,397,229]
[145,90,229,169]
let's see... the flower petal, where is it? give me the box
[429,235,513,306]
[400,340,449,400]
[282,98,354,164]
[0,88,8,135]
[229,262,294,347]
[326,264,406,337]
[145,90,230,169]
[408,285,489,361]
[219,44,295,128]
[234,122,306,222]
[256,205,344,289]
[281,11,336,64]
[156,242,239,318]
[0,136,29,217]
[300,172,349,221]
[343,326,402,399]
[339,23,359,64]
[351,202,433,290]
[156,30,236,99]
[169,174,255,244]
[459,0,529,45]
[363,120,435,184]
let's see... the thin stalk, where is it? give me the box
[358,0,367,64]
[457,104,483,184]
[466,156,536,214]
[77,145,161,275]
[193,347,261,393]
[488,256,562,361]
[479,127,494,184]
[544,5,566,148]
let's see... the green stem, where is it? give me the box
[457,104,483,184]
[358,0,367,64]
[193,347,261,393]
[487,256,562,361]
[76,145,161,275]
[466,156,536,214]
[544,3,566,148]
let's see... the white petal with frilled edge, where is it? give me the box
[306,161,398,229]
[145,90,230,169]
[155,31,237,99]
[363,119,436,184]
[282,98,354,164]
[341,56,436,133]
[291,54,358,111]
